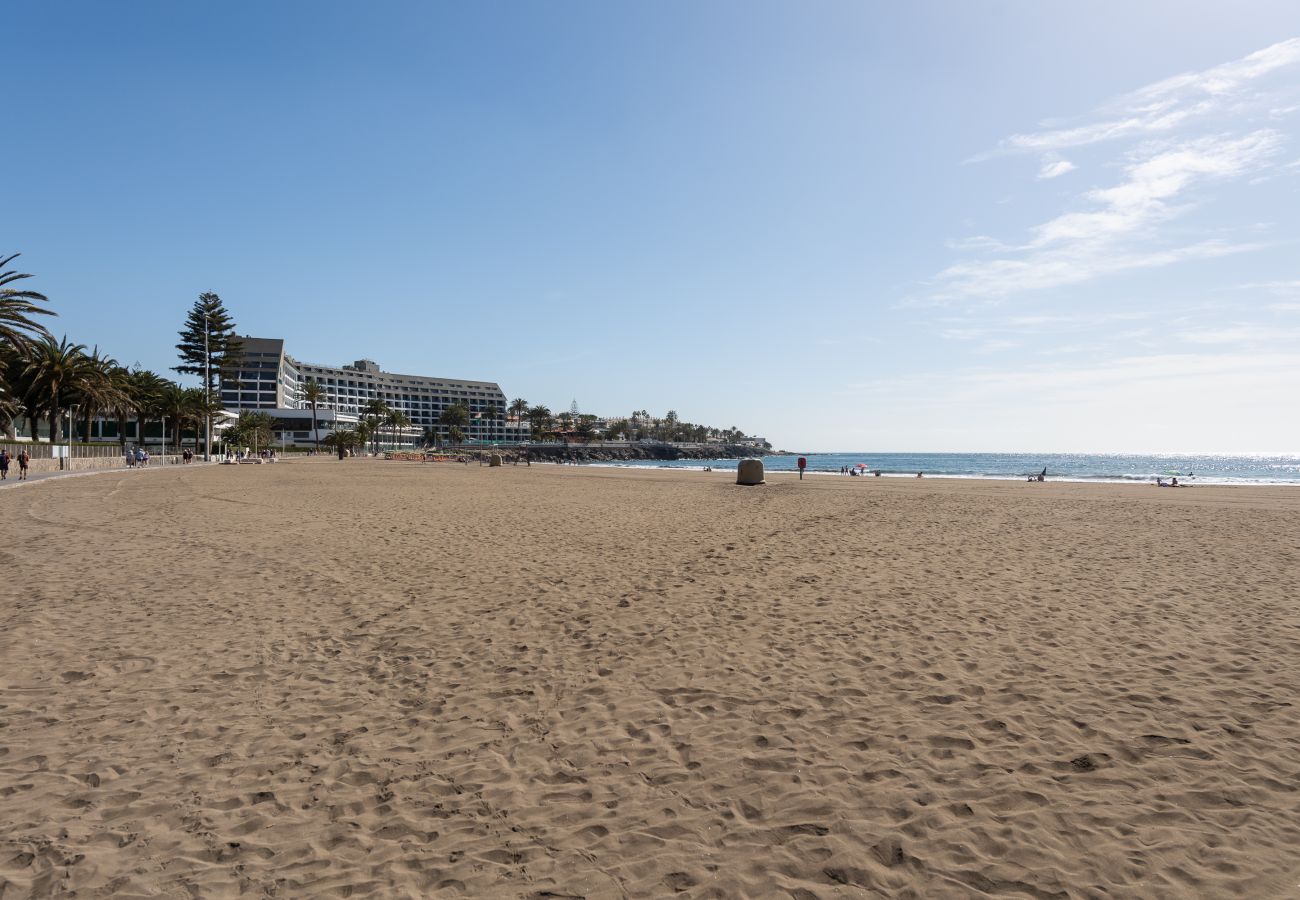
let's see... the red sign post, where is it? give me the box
[797,456,807,480]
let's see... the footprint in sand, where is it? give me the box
[96,656,156,677]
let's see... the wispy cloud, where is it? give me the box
[1037,155,1076,179]
[974,37,1300,159]
[1177,324,1300,343]
[923,131,1281,304]
[848,352,1300,397]
[1238,279,1300,292]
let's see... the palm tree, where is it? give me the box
[0,343,29,439]
[158,382,190,453]
[68,347,125,444]
[25,336,90,441]
[227,410,274,454]
[478,401,498,442]
[362,398,389,454]
[0,253,56,351]
[302,379,326,453]
[386,408,411,449]
[125,369,167,450]
[509,397,528,436]
[439,403,469,445]
[527,404,552,440]
[179,387,212,453]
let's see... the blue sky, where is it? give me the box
[7,1,1299,451]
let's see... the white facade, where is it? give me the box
[220,337,511,443]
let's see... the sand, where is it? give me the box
[2,460,1299,898]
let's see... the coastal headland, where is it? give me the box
[519,442,774,463]
[2,460,1298,897]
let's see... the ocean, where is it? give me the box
[585,452,1300,486]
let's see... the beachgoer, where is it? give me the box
[17,449,29,480]
[916,472,923,478]
[0,450,9,480]
[1171,477,1179,487]
[135,447,145,467]
[874,470,881,477]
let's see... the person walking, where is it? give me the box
[0,450,10,481]
[17,449,29,480]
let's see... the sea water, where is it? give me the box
[587,452,1300,486]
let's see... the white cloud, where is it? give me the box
[1037,155,1076,179]
[924,132,1279,303]
[924,238,1258,305]
[1238,279,1300,292]
[978,38,1300,158]
[1029,131,1280,248]
[1177,324,1300,343]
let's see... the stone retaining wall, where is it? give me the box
[20,455,186,475]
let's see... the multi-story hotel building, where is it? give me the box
[220,337,511,444]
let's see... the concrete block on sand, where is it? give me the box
[736,458,764,485]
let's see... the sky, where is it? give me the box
[6,1,1300,452]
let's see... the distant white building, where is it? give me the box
[220,337,511,446]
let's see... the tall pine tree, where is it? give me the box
[175,292,243,395]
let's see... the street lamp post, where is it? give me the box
[67,405,77,471]
[204,310,212,461]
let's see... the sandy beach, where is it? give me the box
[2,459,1298,898]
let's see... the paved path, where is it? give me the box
[0,461,213,490]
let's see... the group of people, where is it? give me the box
[0,449,31,481]
[125,447,151,468]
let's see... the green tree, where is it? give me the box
[508,397,528,429]
[182,386,218,453]
[0,252,56,351]
[302,379,326,453]
[575,414,598,442]
[478,401,499,441]
[527,404,552,440]
[227,410,274,453]
[0,344,26,439]
[25,335,90,441]
[439,402,469,444]
[362,398,390,453]
[174,292,243,397]
[603,418,628,441]
[125,369,168,450]
[387,407,411,449]
[158,382,189,452]
[68,347,125,443]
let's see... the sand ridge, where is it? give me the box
[2,460,1299,897]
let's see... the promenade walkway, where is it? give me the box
[0,460,213,490]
